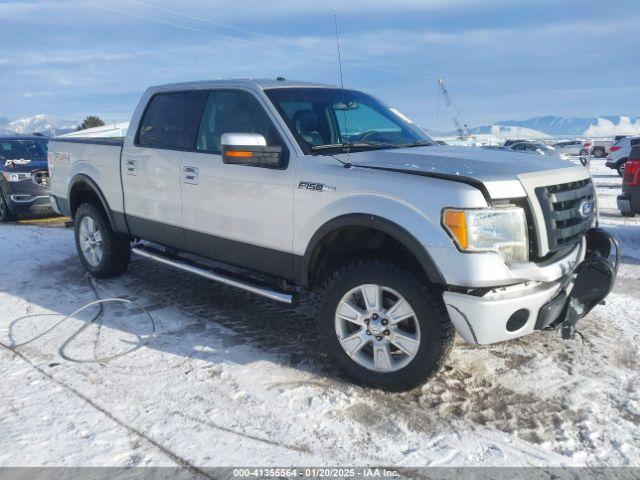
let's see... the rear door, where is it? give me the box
[180,89,296,280]
[121,91,195,248]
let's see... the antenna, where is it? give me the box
[334,14,351,168]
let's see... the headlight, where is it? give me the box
[2,172,32,182]
[442,207,529,264]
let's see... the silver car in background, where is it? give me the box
[553,140,583,156]
[508,141,571,160]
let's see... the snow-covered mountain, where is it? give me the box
[493,115,640,137]
[428,115,640,139]
[0,114,77,137]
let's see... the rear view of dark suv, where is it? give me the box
[0,135,52,221]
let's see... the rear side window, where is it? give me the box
[137,92,193,149]
[631,138,640,147]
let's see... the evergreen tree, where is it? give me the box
[77,116,105,131]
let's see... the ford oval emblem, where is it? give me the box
[579,200,594,218]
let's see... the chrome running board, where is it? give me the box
[131,245,295,304]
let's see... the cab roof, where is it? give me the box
[147,78,337,93]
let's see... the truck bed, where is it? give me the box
[49,136,126,217]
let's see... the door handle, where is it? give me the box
[182,166,199,185]
[125,159,137,175]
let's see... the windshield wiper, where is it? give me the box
[311,141,399,152]
[400,140,434,148]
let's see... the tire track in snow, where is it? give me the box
[0,341,216,479]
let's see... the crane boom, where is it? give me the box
[437,76,470,141]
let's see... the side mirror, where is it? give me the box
[221,133,283,168]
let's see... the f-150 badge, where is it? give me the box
[298,181,336,192]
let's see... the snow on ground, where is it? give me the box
[0,159,639,468]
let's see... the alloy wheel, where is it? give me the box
[78,216,104,267]
[334,284,421,373]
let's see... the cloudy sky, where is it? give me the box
[1,0,639,130]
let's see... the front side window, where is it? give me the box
[265,88,432,154]
[195,90,282,154]
[137,92,193,149]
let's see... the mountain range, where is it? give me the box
[427,115,640,139]
[0,114,77,137]
[2,113,639,140]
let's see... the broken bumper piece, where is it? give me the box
[443,228,620,345]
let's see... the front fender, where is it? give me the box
[295,192,464,287]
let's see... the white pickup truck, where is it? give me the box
[48,79,619,391]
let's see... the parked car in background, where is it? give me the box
[617,146,640,217]
[581,140,612,158]
[480,145,508,151]
[553,140,583,156]
[606,136,640,177]
[0,135,51,221]
[503,139,526,147]
[508,141,570,160]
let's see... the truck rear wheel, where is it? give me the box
[74,203,131,278]
[316,260,453,391]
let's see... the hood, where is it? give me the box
[338,145,587,199]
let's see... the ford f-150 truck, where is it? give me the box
[48,79,619,391]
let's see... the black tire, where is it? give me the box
[316,260,453,391]
[617,162,626,177]
[74,202,131,278]
[0,188,14,222]
[621,211,636,218]
[593,147,606,158]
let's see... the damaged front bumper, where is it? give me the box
[444,228,620,345]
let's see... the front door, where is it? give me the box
[180,89,295,280]
[121,91,194,248]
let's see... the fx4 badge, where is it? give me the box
[298,181,336,192]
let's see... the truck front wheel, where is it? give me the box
[74,203,131,278]
[316,260,453,391]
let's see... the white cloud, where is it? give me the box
[2,0,638,125]
[20,91,54,98]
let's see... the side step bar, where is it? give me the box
[131,245,295,304]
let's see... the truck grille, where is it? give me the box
[31,170,51,188]
[535,178,595,252]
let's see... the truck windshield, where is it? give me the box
[0,140,48,163]
[265,88,432,154]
